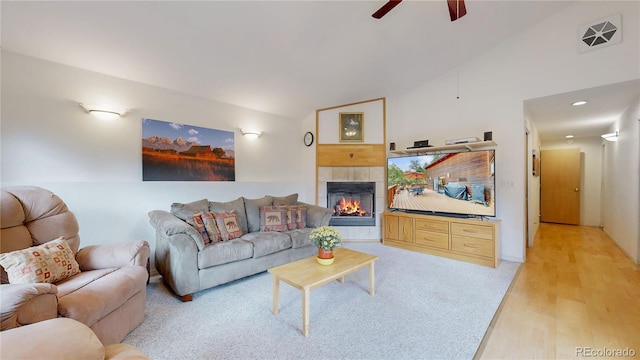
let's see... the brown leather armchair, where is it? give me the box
[0,186,150,345]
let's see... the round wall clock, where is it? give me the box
[304,131,314,147]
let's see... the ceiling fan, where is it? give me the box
[372,0,467,21]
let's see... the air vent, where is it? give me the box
[578,14,621,53]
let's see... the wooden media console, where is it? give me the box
[382,211,500,268]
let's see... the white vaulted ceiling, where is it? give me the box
[4,1,636,141]
[1,1,572,119]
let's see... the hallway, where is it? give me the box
[478,223,640,359]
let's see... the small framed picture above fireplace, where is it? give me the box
[339,112,364,142]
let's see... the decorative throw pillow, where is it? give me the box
[213,210,244,241]
[282,206,298,230]
[201,212,222,243]
[293,206,307,229]
[259,206,288,232]
[209,197,248,235]
[187,213,211,245]
[0,237,80,284]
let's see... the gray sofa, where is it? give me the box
[148,194,332,301]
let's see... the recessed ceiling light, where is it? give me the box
[572,100,588,106]
[565,135,575,139]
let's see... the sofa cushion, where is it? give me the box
[243,196,273,233]
[286,228,314,249]
[170,199,209,221]
[209,197,248,234]
[270,193,298,206]
[188,213,211,245]
[213,211,244,241]
[201,212,222,243]
[198,240,254,268]
[241,232,292,258]
[259,206,288,232]
[0,237,80,284]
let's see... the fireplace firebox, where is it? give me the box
[327,182,375,226]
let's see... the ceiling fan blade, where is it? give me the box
[372,0,403,19]
[447,0,467,21]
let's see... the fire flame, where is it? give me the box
[334,197,366,216]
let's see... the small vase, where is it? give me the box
[317,248,334,265]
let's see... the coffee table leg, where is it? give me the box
[302,288,310,336]
[369,262,375,296]
[272,275,279,315]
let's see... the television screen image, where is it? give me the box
[387,149,496,217]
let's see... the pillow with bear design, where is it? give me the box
[259,206,288,232]
[212,210,244,241]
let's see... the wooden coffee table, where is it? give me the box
[268,247,378,336]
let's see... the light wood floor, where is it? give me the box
[477,223,640,359]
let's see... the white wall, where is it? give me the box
[387,1,639,262]
[1,51,317,267]
[540,137,604,227]
[602,100,640,264]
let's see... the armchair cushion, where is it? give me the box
[0,237,80,284]
[57,266,148,327]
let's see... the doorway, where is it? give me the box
[540,148,581,225]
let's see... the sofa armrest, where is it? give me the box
[298,201,333,228]
[148,210,205,251]
[1,283,58,330]
[0,318,106,360]
[76,240,150,271]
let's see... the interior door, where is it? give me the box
[540,148,581,225]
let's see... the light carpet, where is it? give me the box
[124,242,519,360]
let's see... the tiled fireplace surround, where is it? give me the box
[317,166,385,241]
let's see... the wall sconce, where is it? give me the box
[601,131,619,141]
[80,103,128,120]
[240,129,262,140]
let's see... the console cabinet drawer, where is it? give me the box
[451,235,493,258]
[415,219,448,233]
[451,223,493,240]
[415,230,449,249]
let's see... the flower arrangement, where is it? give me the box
[310,226,343,250]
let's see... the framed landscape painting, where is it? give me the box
[142,118,235,181]
[339,112,364,142]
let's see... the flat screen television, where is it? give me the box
[387,149,496,217]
